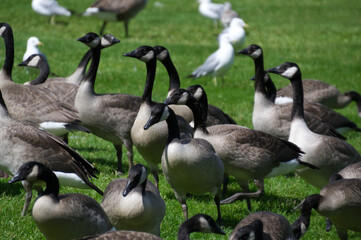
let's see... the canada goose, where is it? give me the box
[154,45,237,126]
[164,87,311,210]
[229,211,297,240]
[32,0,72,25]
[198,0,225,27]
[8,162,112,240]
[124,45,193,187]
[0,88,102,216]
[292,179,361,240]
[101,164,165,236]
[329,161,361,182]
[239,44,346,140]
[188,34,234,86]
[144,103,224,222]
[220,18,248,51]
[276,79,361,118]
[0,23,89,138]
[220,2,239,27]
[82,0,148,37]
[266,62,361,188]
[79,213,225,240]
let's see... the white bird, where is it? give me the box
[220,17,248,50]
[23,36,43,61]
[198,0,225,27]
[220,2,239,27]
[32,0,72,25]
[188,33,234,86]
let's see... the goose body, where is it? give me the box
[101,164,165,236]
[330,161,361,182]
[9,162,112,240]
[144,103,224,222]
[266,62,361,188]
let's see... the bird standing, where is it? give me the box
[31,0,72,25]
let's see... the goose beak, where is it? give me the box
[123,49,137,58]
[250,75,255,81]
[163,97,173,105]
[265,66,280,74]
[122,180,137,197]
[18,61,27,67]
[8,173,22,184]
[238,48,249,55]
[143,118,155,130]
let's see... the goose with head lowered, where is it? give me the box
[292,178,361,240]
[144,103,224,223]
[8,162,112,240]
[266,62,361,188]
[0,88,102,216]
[240,44,347,140]
[164,86,316,210]
[124,45,193,187]
[0,22,89,140]
[101,164,165,236]
[75,32,144,174]
[79,213,225,240]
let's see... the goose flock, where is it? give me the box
[1,0,361,239]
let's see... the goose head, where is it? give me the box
[143,103,170,130]
[0,22,11,37]
[77,32,101,49]
[164,88,191,105]
[19,54,44,68]
[178,213,225,237]
[153,45,169,62]
[123,46,155,63]
[8,161,47,184]
[239,44,263,60]
[231,219,263,240]
[266,62,301,81]
[122,164,148,197]
[101,34,120,48]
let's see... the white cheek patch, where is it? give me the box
[139,166,148,184]
[178,92,189,104]
[101,38,111,47]
[160,106,170,121]
[250,48,262,59]
[27,165,39,181]
[157,50,168,61]
[140,50,155,62]
[249,231,256,240]
[192,87,203,101]
[27,55,41,67]
[301,222,307,234]
[0,26,6,36]
[198,216,212,233]
[88,38,100,48]
[281,66,298,78]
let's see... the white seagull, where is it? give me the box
[220,2,239,27]
[32,0,72,24]
[23,36,44,61]
[220,17,248,50]
[198,0,225,27]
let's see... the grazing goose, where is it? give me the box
[292,179,361,240]
[154,45,236,126]
[188,33,234,86]
[220,17,248,51]
[229,211,297,240]
[266,62,361,188]
[164,87,311,210]
[329,161,361,182]
[125,45,193,187]
[276,79,361,118]
[8,162,112,240]
[144,103,224,222]
[240,44,346,140]
[82,0,148,37]
[79,213,225,240]
[32,0,72,25]
[0,88,102,216]
[220,2,239,27]
[0,23,89,139]
[101,164,165,236]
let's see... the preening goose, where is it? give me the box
[75,32,143,174]
[124,45,193,187]
[0,23,88,139]
[8,162,112,240]
[276,79,361,118]
[229,211,297,240]
[79,213,225,240]
[101,164,165,236]
[82,0,148,37]
[240,44,346,140]
[32,0,72,25]
[164,87,311,210]
[144,103,224,222]
[0,89,102,216]
[266,62,361,188]
[292,179,361,240]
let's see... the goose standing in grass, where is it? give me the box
[79,213,225,240]
[240,44,346,140]
[266,62,361,188]
[164,86,312,210]
[9,162,112,240]
[292,179,361,240]
[229,211,297,240]
[188,33,234,86]
[125,45,193,187]
[220,2,239,27]
[0,23,89,139]
[32,0,72,25]
[220,17,248,51]
[276,79,361,118]
[101,164,165,236]
[144,103,224,222]
[82,0,148,37]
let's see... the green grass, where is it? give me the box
[1,0,361,239]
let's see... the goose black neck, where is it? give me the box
[254,56,268,96]
[41,167,60,198]
[290,74,305,120]
[0,90,9,115]
[29,59,50,85]
[142,59,157,104]
[165,109,181,144]
[76,49,92,75]
[1,26,14,78]
[161,56,180,94]
[83,44,101,93]
[299,194,321,229]
[265,77,277,102]
[141,178,147,195]
[177,218,199,240]
[186,96,208,133]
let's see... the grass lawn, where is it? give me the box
[1,0,361,239]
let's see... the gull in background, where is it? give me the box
[23,36,44,61]
[198,0,226,27]
[32,0,72,25]
[188,33,234,86]
[220,2,239,27]
[220,17,248,50]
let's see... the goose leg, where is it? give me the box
[124,139,134,170]
[99,21,107,36]
[149,165,159,188]
[214,194,222,225]
[222,173,229,197]
[113,144,124,175]
[21,181,33,216]
[124,20,129,38]
[326,218,333,231]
